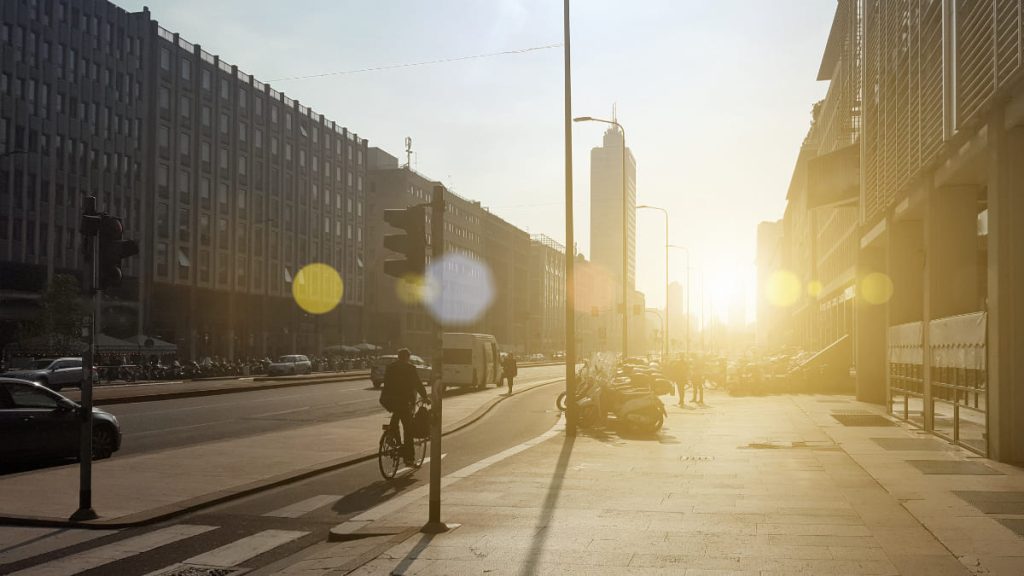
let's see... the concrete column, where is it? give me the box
[888,220,924,326]
[856,241,888,404]
[926,186,980,319]
[987,120,1024,463]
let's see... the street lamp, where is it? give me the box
[574,115,629,358]
[637,205,668,360]
[668,244,690,354]
[688,265,703,353]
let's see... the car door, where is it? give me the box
[54,359,82,388]
[4,382,78,458]
[0,384,26,460]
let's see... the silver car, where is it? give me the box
[1,357,84,392]
[267,354,312,376]
[370,354,432,388]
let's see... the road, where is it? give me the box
[108,364,564,455]
[0,370,565,576]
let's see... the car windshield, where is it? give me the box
[375,356,397,367]
[277,356,295,362]
[32,360,55,369]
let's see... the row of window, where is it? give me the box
[7,0,143,57]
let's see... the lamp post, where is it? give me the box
[562,0,577,435]
[668,244,689,354]
[573,115,628,358]
[637,205,667,360]
[688,266,702,353]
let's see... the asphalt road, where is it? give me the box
[108,364,565,456]
[0,372,565,576]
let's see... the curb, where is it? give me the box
[66,363,563,406]
[0,376,565,529]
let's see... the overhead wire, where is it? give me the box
[269,43,563,82]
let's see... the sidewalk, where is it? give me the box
[260,390,1024,576]
[0,377,563,527]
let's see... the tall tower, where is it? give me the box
[588,125,637,295]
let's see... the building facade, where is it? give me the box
[527,234,565,356]
[1,1,369,360]
[589,125,637,356]
[772,0,1024,463]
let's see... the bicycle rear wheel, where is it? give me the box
[378,428,401,480]
[413,435,427,468]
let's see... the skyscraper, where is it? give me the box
[588,125,636,298]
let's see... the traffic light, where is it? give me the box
[382,206,426,279]
[97,214,139,290]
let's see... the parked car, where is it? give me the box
[0,377,121,462]
[552,351,566,361]
[370,354,432,388]
[267,355,312,376]
[1,357,83,392]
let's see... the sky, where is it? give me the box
[112,0,835,323]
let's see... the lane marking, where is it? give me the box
[180,529,308,568]
[9,524,217,576]
[263,495,342,518]
[340,416,564,529]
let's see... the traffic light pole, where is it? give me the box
[72,199,99,522]
[422,185,449,534]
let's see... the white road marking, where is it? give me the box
[181,529,308,568]
[0,527,118,565]
[8,524,217,576]
[263,495,342,518]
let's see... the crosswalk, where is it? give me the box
[0,493,345,576]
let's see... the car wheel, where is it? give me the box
[92,426,117,459]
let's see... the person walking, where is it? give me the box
[502,353,518,395]
[379,349,430,466]
[691,354,706,405]
[668,355,689,407]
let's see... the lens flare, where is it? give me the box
[766,270,801,308]
[860,272,893,305]
[292,263,344,314]
[395,274,427,304]
[423,253,495,326]
[807,280,823,297]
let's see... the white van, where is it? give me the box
[441,333,501,390]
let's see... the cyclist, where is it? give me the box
[379,348,430,466]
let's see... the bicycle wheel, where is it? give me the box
[412,435,427,468]
[378,428,401,480]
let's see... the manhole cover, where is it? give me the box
[907,460,1003,475]
[832,414,895,427]
[146,565,247,576]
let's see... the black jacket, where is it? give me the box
[380,360,427,408]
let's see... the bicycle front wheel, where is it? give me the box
[378,429,401,480]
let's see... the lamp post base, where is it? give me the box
[70,507,98,522]
[420,521,457,534]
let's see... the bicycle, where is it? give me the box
[378,399,428,480]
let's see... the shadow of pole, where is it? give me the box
[391,532,435,575]
[519,433,576,576]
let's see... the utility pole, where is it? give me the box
[422,184,449,534]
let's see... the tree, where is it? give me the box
[28,274,87,352]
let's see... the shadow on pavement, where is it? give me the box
[331,476,419,516]
[0,458,76,476]
[392,532,435,575]
[520,433,575,576]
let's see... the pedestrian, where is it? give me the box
[502,353,518,395]
[668,355,689,407]
[691,355,705,405]
[379,349,430,466]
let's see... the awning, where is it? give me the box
[126,334,179,352]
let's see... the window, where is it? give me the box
[157,164,169,197]
[254,127,263,149]
[180,95,191,121]
[6,383,59,409]
[178,133,190,163]
[199,214,210,246]
[254,96,263,116]
[217,217,228,247]
[220,78,229,100]
[156,241,169,277]
[218,148,228,174]
[200,141,211,165]
[201,68,211,91]
[159,87,170,111]
[158,125,170,155]
[180,57,191,81]
[238,155,247,178]
[177,169,191,203]
[238,88,247,109]
[160,47,170,71]
[238,122,247,143]
[157,203,169,237]
[219,112,229,136]
[217,182,228,211]
[201,105,211,128]
[199,177,211,209]
[178,208,190,243]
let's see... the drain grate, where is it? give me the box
[996,518,1024,538]
[146,565,247,576]
[680,455,714,461]
[907,460,1003,476]
[953,491,1024,515]
[832,414,895,427]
